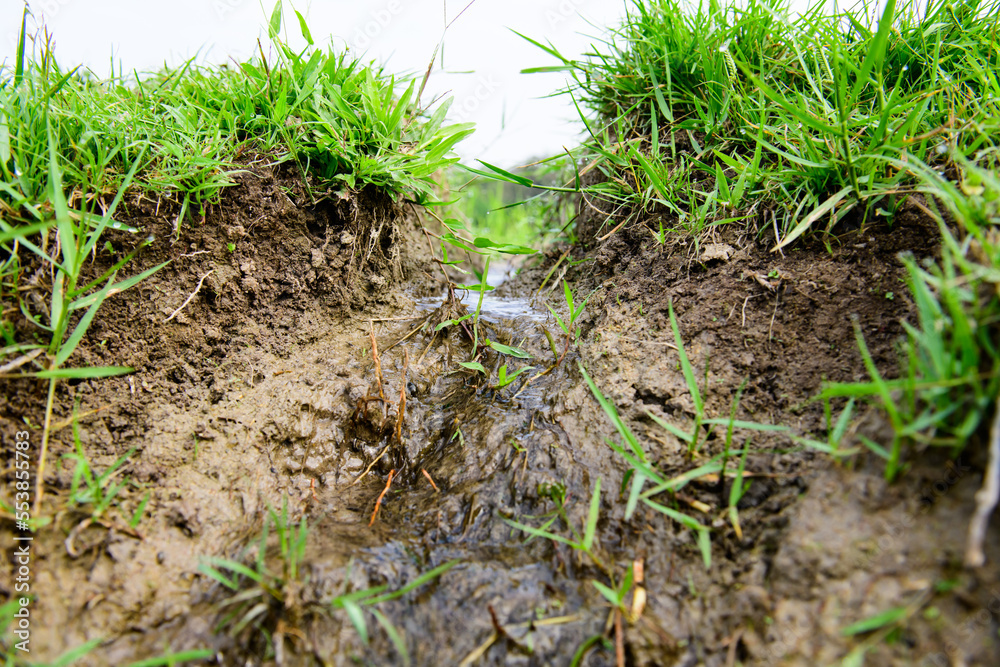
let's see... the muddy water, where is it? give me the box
[178,276,627,665]
[416,263,546,324]
[317,282,610,665]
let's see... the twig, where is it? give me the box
[966,394,1000,567]
[349,445,390,487]
[369,324,386,419]
[384,315,431,352]
[459,615,581,666]
[768,291,781,342]
[368,469,396,526]
[422,468,440,492]
[597,217,628,242]
[394,349,409,443]
[725,628,744,667]
[0,348,43,374]
[510,364,557,400]
[370,315,427,322]
[164,270,214,322]
[51,404,112,431]
[459,631,498,667]
[614,608,625,667]
[416,331,437,368]
[617,337,678,349]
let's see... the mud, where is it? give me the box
[1,162,999,666]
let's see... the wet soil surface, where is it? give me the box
[2,166,999,666]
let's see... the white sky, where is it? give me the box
[0,0,632,167]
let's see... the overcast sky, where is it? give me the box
[0,0,632,167]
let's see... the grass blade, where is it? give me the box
[341,599,369,644]
[268,0,283,39]
[29,366,133,379]
[773,186,854,252]
[841,606,907,636]
[579,362,646,462]
[125,650,215,667]
[371,608,410,665]
[668,301,703,416]
[363,560,460,605]
[851,0,897,100]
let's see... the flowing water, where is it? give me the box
[194,271,615,665]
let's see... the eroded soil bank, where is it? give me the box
[2,162,998,666]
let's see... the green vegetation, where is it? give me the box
[578,303,788,569]
[1,4,471,218]
[1,593,211,666]
[503,478,643,664]
[545,279,594,365]
[444,162,574,249]
[63,418,147,530]
[433,249,537,390]
[199,498,311,651]
[510,0,999,479]
[200,498,458,665]
[503,478,606,572]
[820,162,1000,480]
[521,0,1000,241]
[2,0,998,661]
[0,2,473,514]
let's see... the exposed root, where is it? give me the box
[422,468,440,492]
[369,325,386,419]
[164,269,214,323]
[349,445,390,487]
[0,348,43,375]
[966,394,1000,567]
[369,469,395,526]
[394,349,409,444]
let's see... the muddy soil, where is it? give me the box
[2,162,999,667]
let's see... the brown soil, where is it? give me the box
[1,162,998,667]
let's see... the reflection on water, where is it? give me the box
[416,261,548,323]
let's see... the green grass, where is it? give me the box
[545,279,594,364]
[200,498,458,665]
[502,477,644,662]
[199,497,311,652]
[0,2,473,514]
[1,592,211,665]
[1,4,471,221]
[510,0,1000,479]
[819,156,1000,480]
[518,0,999,244]
[578,303,788,569]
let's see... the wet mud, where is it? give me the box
[1,163,998,666]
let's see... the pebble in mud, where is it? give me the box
[342,454,365,473]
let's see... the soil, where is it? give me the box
[2,158,999,667]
